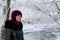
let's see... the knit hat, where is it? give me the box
[11,10,22,20]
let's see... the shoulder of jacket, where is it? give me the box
[5,20,12,24]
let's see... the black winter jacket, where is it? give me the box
[5,20,24,40]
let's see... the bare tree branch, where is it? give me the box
[34,4,60,25]
[36,1,60,4]
[34,5,53,17]
[53,0,60,14]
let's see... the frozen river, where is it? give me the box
[24,30,60,40]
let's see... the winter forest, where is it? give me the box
[0,0,60,40]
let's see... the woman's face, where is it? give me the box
[16,15,22,22]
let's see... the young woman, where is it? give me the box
[5,10,24,40]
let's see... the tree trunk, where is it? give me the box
[1,0,11,40]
